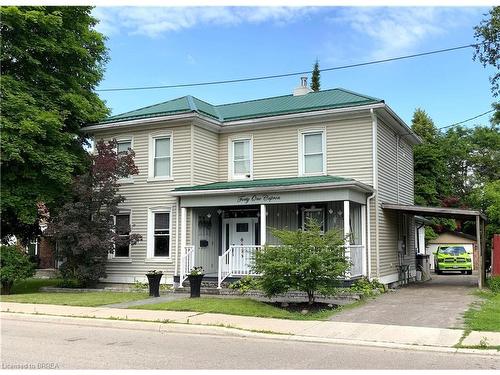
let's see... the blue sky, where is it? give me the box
[93,6,495,128]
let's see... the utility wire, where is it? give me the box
[438,109,496,130]
[96,43,482,92]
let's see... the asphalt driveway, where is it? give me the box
[330,273,480,328]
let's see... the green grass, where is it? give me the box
[132,297,338,320]
[1,278,148,307]
[464,291,500,332]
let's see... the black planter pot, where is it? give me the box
[188,274,204,298]
[146,273,163,297]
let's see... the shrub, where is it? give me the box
[0,245,36,294]
[254,218,350,304]
[229,276,261,294]
[350,277,385,297]
[488,276,500,294]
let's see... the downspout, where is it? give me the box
[369,108,380,279]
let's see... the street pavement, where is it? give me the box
[2,314,499,370]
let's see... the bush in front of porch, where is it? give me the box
[254,219,350,305]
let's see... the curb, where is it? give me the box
[2,311,499,356]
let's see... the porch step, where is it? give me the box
[35,268,59,279]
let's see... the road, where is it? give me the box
[1,315,498,370]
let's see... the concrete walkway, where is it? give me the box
[330,273,480,328]
[2,301,499,352]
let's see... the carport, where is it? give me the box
[382,203,488,288]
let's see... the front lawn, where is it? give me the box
[132,297,338,320]
[464,291,500,332]
[0,278,148,307]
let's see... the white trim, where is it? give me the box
[109,208,132,261]
[180,207,187,257]
[147,206,173,260]
[377,273,399,285]
[298,128,326,176]
[228,135,253,181]
[260,204,267,245]
[222,217,258,251]
[302,207,325,231]
[115,136,135,184]
[172,180,374,197]
[101,275,173,285]
[148,131,173,181]
[361,204,367,276]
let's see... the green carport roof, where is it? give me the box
[97,88,383,125]
[173,175,356,192]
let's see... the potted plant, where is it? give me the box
[145,270,163,297]
[187,266,204,298]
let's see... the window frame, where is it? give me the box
[302,207,326,233]
[229,136,253,181]
[298,129,326,176]
[109,209,133,262]
[146,206,172,262]
[116,137,134,184]
[148,132,173,181]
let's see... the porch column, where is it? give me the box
[260,204,267,246]
[343,201,350,274]
[361,204,367,276]
[181,207,187,254]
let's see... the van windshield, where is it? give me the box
[439,246,467,255]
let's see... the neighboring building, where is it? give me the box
[85,78,421,288]
[426,232,478,270]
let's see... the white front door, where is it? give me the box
[222,218,256,251]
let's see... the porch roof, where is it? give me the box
[173,175,373,195]
[381,203,487,221]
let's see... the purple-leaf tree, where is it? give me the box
[48,140,141,287]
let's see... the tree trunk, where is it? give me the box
[307,291,314,305]
[1,281,13,295]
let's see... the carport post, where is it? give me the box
[476,215,484,289]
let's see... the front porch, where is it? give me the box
[173,176,372,288]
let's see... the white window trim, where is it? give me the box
[228,135,253,181]
[148,132,173,182]
[146,206,173,262]
[116,136,134,184]
[298,128,327,176]
[109,209,133,262]
[302,207,325,232]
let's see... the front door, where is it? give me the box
[222,218,256,251]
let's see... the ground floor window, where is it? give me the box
[153,212,170,257]
[114,213,131,257]
[301,205,325,232]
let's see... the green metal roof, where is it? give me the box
[174,175,353,192]
[98,88,383,125]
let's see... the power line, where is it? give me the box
[439,109,496,130]
[96,43,482,92]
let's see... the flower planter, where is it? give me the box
[188,274,204,298]
[146,273,163,297]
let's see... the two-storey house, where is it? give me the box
[85,78,421,288]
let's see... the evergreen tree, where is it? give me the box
[310,59,320,92]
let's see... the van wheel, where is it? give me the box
[436,267,442,275]
[461,271,466,274]
[467,270,472,275]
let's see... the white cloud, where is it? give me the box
[330,7,478,59]
[93,6,317,38]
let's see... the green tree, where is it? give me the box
[310,59,320,92]
[48,140,141,287]
[0,245,36,295]
[1,6,109,241]
[254,219,349,305]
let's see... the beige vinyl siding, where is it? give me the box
[92,122,193,283]
[192,125,219,185]
[376,119,416,279]
[219,115,373,185]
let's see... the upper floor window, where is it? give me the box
[117,140,132,155]
[300,130,325,175]
[149,133,172,180]
[231,138,252,180]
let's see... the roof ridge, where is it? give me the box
[214,88,351,108]
[191,96,224,121]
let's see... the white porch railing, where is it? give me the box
[180,245,195,285]
[348,245,364,277]
[218,245,262,288]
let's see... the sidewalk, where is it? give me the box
[1,301,499,352]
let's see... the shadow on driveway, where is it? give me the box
[330,273,480,328]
